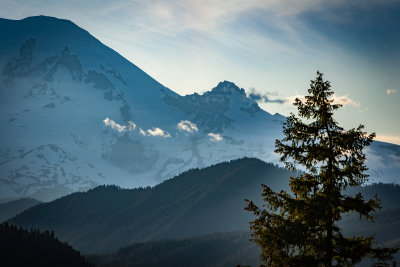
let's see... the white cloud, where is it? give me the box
[285,94,306,105]
[103,117,127,132]
[208,133,223,141]
[147,127,171,138]
[285,94,360,108]
[177,120,198,133]
[386,89,397,95]
[128,121,137,130]
[139,128,147,136]
[103,118,139,132]
[331,94,360,108]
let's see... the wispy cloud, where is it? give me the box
[331,94,360,108]
[386,89,397,95]
[285,94,307,105]
[208,133,223,141]
[128,121,137,130]
[139,128,147,136]
[177,120,198,133]
[104,118,170,137]
[103,117,127,132]
[147,127,171,138]
[104,117,138,132]
[247,88,286,104]
[285,94,360,108]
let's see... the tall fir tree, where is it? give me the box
[245,71,398,266]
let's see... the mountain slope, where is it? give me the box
[8,158,292,253]
[9,157,400,255]
[0,198,41,222]
[0,16,285,201]
[1,16,399,201]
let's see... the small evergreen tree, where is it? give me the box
[245,71,398,266]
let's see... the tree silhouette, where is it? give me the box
[245,71,398,266]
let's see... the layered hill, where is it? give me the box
[0,198,41,222]
[90,231,262,267]
[8,157,400,255]
[0,16,399,202]
[90,226,400,267]
[9,158,292,253]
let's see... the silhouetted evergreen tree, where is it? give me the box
[245,72,398,266]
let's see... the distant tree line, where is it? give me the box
[0,222,94,267]
[9,157,292,253]
[89,231,261,267]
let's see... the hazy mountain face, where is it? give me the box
[0,16,399,201]
[0,198,40,222]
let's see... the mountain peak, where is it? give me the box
[22,15,72,23]
[0,15,81,35]
[211,80,246,97]
[14,15,80,30]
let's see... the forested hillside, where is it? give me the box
[0,198,41,222]
[9,158,292,253]
[0,223,93,267]
[89,231,261,267]
[85,185,400,267]
[8,158,400,258]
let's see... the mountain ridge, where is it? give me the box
[8,158,292,253]
[0,15,399,202]
[8,157,400,256]
[0,15,284,201]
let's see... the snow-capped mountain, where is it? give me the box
[0,16,398,201]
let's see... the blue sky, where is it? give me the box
[1,0,399,144]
